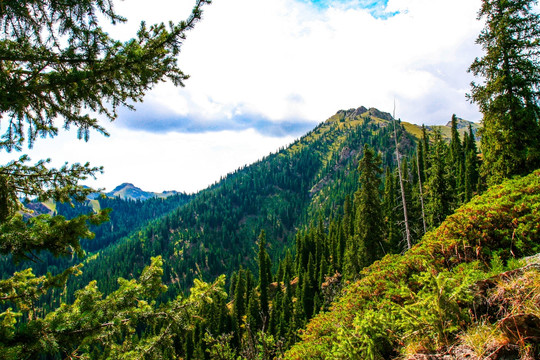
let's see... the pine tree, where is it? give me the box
[246,288,262,331]
[449,115,465,203]
[463,125,480,202]
[421,125,431,180]
[415,146,428,235]
[469,0,540,184]
[280,283,293,338]
[383,167,401,253]
[0,0,211,149]
[234,269,247,329]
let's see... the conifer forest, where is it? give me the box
[1,0,540,359]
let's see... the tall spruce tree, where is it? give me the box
[234,268,247,330]
[449,115,465,203]
[383,167,401,253]
[344,145,383,278]
[463,125,480,202]
[469,0,540,184]
[426,130,452,228]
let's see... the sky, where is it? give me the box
[2,0,485,194]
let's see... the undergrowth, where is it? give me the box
[285,170,540,359]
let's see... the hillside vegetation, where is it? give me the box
[286,170,540,359]
[64,107,418,298]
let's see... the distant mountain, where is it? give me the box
[106,183,180,201]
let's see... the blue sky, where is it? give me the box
[1,0,485,193]
[307,0,398,18]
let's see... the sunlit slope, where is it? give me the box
[286,170,540,359]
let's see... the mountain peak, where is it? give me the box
[110,183,137,192]
[106,183,179,201]
[336,106,394,121]
[336,106,368,118]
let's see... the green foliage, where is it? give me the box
[344,145,384,277]
[204,332,238,360]
[0,209,109,262]
[1,256,227,359]
[258,230,270,326]
[469,0,540,184]
[0,0,211,150]
[285,170,540,359]
[0,1,211,357]
[396,266,480,350]
[425,130,453,228]
[332,308,396,360]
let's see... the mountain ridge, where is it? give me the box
[105,182,181,201]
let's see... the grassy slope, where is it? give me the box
[286,170,540,359]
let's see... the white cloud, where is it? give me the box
[0,125,295,193]
[122,0,484,130]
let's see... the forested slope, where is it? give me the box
[0,193,193,305]
[285,170,540,359]
[66,107,422,298]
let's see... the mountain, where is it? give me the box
[62,106,479,299]
[5,105,519,359]
[106,182,180,200]
[1,192,194,286]
[62,106,422,297]
[63,107,480,301]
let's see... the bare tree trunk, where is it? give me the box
[416,148,427,234]
[393,103,412,250]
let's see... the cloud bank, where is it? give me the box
[110,0,483,137]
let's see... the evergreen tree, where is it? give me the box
[0,0,211,149]
[280,285,293,339]
[342,195,354,238]
[258,230,271,326]
[234,269,247,329]
[426,131,452,228]
[415,146,428,235]
[469,0,540,184]
[449,115,465,203]
[383,167,401,253]
[463,125,480,202]
[421,125,431,180]
[303,253,317,318]
[344,145,384,277]
[246,288,262,331]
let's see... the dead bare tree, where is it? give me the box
[392,101,412,250]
